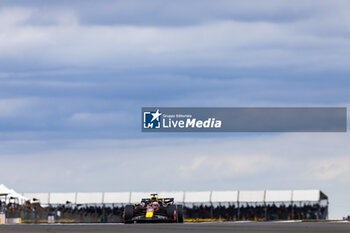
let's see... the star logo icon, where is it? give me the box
[151,109,162,122]
[143,109,162,129]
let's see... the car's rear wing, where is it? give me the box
[141,197,174,204]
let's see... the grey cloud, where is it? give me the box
[0,0,333,26]
[0,70,348,140]
[1,18,350,73]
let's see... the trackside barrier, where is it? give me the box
[103,192,130,204]
[0,214,5,224]
[211,191,238,203]
[239,190,265,203]
[130,192,152,203]
[22,190,327,205]
[184,191,211,203]
[21,193,49,205]
[158,192,185,203]
[265,190,292,202]
[76,192,103,205]
[49,193,76,205]
[292,190,320,202]
[6,218,21,224]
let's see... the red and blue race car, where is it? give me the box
[123,194,184,223]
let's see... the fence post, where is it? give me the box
[237,191,240,220]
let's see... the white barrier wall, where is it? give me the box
[130,192,152,203]
[103,192,130,204]
[76,192,103,205]
[0,214,5,225]
[22,190,326,205]
[22,193,49,205]
[265,190,292,202]
[292,190,320,202]
[211,191,238,203]
[158,192,184,203]
[50,193,76,204]
[6,218,21,224]
[239,191,265,202]
[184,191,211,203]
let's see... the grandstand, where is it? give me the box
[19,190,328,222]
[1,186,328,222]
[21,190,328,206]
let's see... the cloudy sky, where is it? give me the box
[0,0,350,219]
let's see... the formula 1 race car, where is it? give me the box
[123,194,184,223]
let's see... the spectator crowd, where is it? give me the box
[184,203,328,220]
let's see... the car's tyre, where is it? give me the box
[176,205,184,223]
[124,205,134,223]
[167,204,176,222]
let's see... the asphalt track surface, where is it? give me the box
[1,222,350,233]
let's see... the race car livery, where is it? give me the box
[123,194,184,223]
